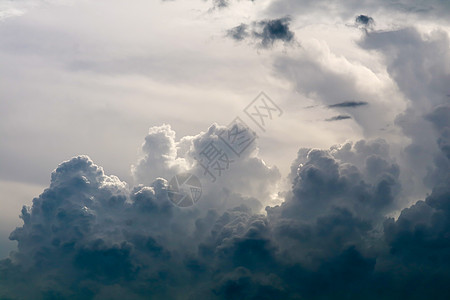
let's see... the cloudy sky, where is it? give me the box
[0,0,449,299]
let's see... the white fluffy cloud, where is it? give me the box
[132,122,281,211]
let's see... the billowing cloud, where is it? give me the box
[1,116,449,299]
[132,124,188,185]
[1,0,450,299]
[359,27,450,196]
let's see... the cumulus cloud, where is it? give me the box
[1,1,450,299]
[133,122,280,208]
[0,121,281,299]
[132,124,188,185]
[359,27,450,196]
[1,117,449,299]
[273,22,450,202]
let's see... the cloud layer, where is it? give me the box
[1,105,449,299]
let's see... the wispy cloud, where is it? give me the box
[328,101,368,108]
[325,114,352,121]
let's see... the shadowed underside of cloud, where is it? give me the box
[0,112,449,299]
[227,17,295,48]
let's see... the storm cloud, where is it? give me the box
[1,0,450,299]
[1,118,449,299]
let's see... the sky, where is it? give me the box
[0,0,449,299]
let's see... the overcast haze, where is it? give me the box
[1,0,449,299]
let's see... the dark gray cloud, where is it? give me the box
[226,23,249,41]
[355,14,374,26]
[227,17,295,48]
[328,101,369,108]
[212,0,229,8]
[254,17,295,47]
[210,0,256,9]
[426,105,450,159]
[360,27,450,194]
[1,125,449,299]
[325,115,352,121]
